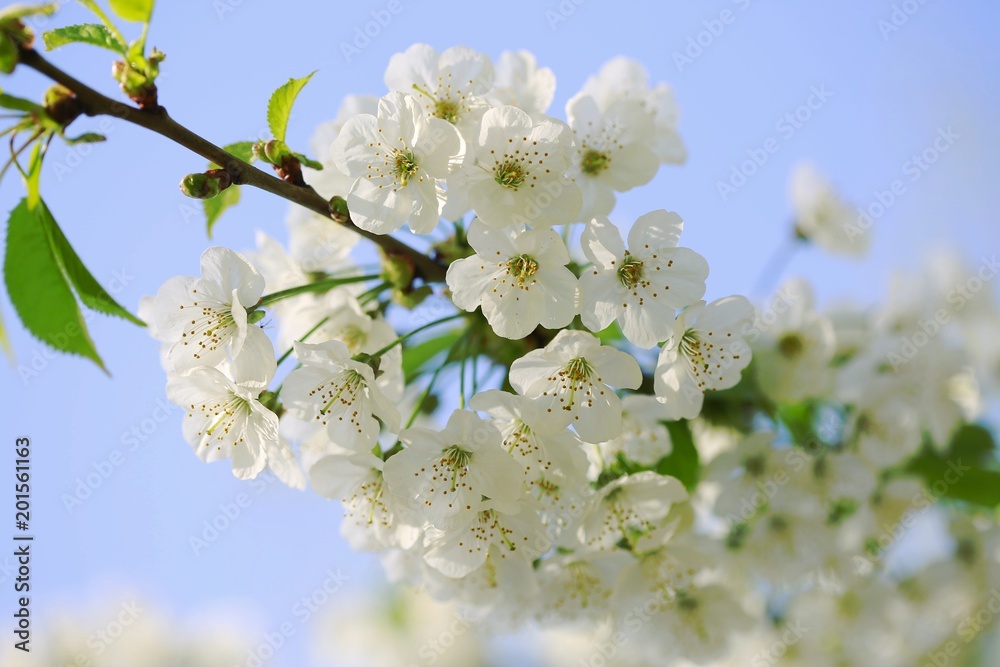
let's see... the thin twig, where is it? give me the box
[14,46,448,282]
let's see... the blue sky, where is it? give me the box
[1,1,998,665]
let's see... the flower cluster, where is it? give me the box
[142,45,1000,666]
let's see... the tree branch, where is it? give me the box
[15,47,447,283]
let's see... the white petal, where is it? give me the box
[628,209,684,250]
[581,217,625,269]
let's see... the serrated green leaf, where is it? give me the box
[108,0,154,23]
[204,185,240,237]
[43,23,127,54]
[0,3,58,22]
[4,198,105,370]
[38,200,144,326]
[267,72,315,143]
[402,329,464,381]
[76,0,128,50]
[656,420,701,492]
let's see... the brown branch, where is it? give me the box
[15,47,447,283]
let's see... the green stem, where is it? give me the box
[459,334,469,410]
[275,316,329,367]
[404,326,473,429]
[256,274,381,308]
[358,281,391,306]
[368,312,466,359]
[752,232,804,297]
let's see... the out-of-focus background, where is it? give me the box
[0,1,997,665]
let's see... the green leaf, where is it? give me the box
[402,329,464,381]
[224,141,256,164]
[0,2,58,22]
[594,321,623,344]
[43,23,127,53]
[267,72,315,143]
[4,199,105,369]
[63,131,107,145]
[108,0,154,23]
[204,185,239,237]
[292,152,323,171]
[905,425,1000,508]
[39,200,144,326]
[24,141,42,209]
[202,142,256,234]
[0,35,16,75]
[656,420,701,492]
[75,0,128,50]
[0,91,41,114]
[947,424,996,465]
[209,141,257,169]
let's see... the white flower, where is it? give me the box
[469,389,589,489]
[384,44,494,143]
[597,394,673,467]
[837,334,977,449]
[535,550,630,622]
[706,432,796,523]
[752,278,836,403]
[577,56,686,164]
[286,204,360,275]
[487,50,556,117]
[847,397,922,468]
[264,436,307,490]
[456,105,582,229]
[625,584,754,665]
[332,91,465,234]
[579,211,709,348]
[728,489,833,584]
[247,231,308,299]
[578,471,688,550]
[166,362,279,480]
[446,219,578,339]
[423,501,549,578]
[304,93,378,200]
[566,95,659,219]
[790,161,867,255]
[152,247,274,380]
[277,290,404,402]
[509,330,642,443]
[309,451,419,551]
[654,296,755,420]
[281,339,400,453]
[382,410,525,528]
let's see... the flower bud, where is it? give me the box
[43,84,82,128]
[381,252,415,291]
[112,60,158,108]
[179,169,231,199]
[329,195,350,224]
[391,284,432,310]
